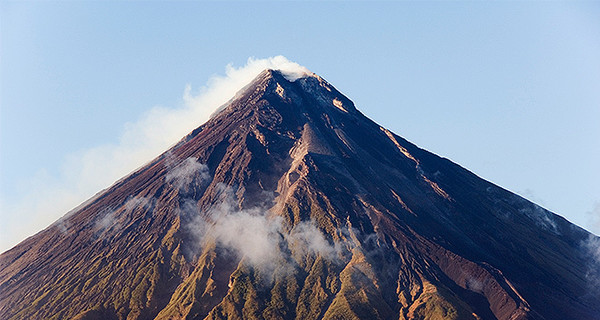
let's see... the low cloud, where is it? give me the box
[583,235,600,262]
[92,196,155,239]
[94,208,118,234]
[518,188,546,207]
[286,221,342,261]
[210,210,287,273]
[183,185,344,280]
[0,56,310,253]
[581,234,600,295]
[165,156,210,192]
[586,202,600,236]
[579,202,600,297]
[509,194,560,234]
[518,203,559,234]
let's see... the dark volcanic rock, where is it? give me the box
[1,69,598,320]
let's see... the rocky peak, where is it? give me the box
[211,69,357,122]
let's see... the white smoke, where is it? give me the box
[0,56,310,253]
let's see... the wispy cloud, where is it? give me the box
[504,193,559,234]
[0,56,310,253]
[93,197,154,234]
[586,202,600,236]
[581,234,600,296]
[182,184,345,281]
[165,156,210,192]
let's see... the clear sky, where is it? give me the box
[1,1,599,252]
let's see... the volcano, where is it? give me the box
[1,69,599,320]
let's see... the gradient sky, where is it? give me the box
[1,1,599,252]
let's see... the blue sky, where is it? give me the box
[1,1,599,252]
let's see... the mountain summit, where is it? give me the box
[1,69,599,320]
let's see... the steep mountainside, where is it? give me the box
[1,69,599,320]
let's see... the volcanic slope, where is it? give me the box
[1,69,599,320]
